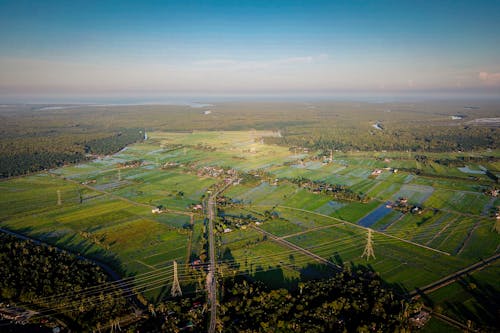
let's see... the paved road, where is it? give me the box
[207,195,217,333]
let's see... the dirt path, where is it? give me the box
[251,225,342,271]
[410,252,500,297]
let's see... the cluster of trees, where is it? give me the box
[219,268,422,332]
[0,233,132,330]
[136,297,207,332]
[288,177,367,202]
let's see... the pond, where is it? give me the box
[357,203,392,228]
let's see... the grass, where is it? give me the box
[424,189,491,215]
[425,261,500,330]
[1,129,498,313]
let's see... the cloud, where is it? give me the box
[479,71,500,85]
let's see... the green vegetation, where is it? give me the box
[0,112,499,331]
[2,101,499,178]
[219,269,422,332]
[426,262,500,331]
[0,233,132,330]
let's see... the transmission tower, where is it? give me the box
[171,260,183,297]
[57,190,62,206]
[361,228,375,260]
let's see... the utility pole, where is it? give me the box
[361,228,375,260]
[57,190,62,206]
[171,260,182,297]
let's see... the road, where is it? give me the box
[206,180,234,333]
[207,195,217,333]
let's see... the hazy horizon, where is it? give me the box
[1,1,499,101]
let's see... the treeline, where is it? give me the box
[2,102,499,178]
[264,124,499,153]
[0,128,144,178]
[0,151,84,178]
[0,232,132,330]
[219,268,421,332]
[84,128,144,155]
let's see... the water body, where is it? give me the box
[457,166,486,174]
[358,203,392,228]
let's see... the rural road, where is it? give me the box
[207,195,217,333]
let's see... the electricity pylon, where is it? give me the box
[171,260,182,297]
[361,228,375,260]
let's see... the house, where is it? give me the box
[411,206,422,214]
[224,228,232,233]
[398,197,408,205]
[152,207,162,214]
[409,310,430,329]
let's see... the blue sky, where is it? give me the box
[1,0,499,101]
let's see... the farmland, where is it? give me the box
[0,129,499,331]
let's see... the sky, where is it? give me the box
[0,0,499,102]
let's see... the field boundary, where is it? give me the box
[257,205,451,256]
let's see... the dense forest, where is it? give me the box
[130,267,420,332]
[0,232,133,330]
[0,127,144,177]
[1,101,499,178]
[218,268,420,332]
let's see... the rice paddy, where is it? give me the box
[0,130,498,326]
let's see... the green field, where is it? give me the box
[0,130,498,329]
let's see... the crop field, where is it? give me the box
[0,130,498,324]
[426,261,500,329]
[424,189,491,215]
